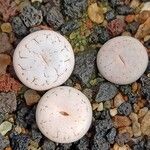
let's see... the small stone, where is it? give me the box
[118,126,133,138]
[129,112,138,122]
[106,127,116,144]
[122,31,131,36]
[0,134,10,149]
[88,3,104,24]
[42,139,55,150]
[20,5,43,27]
[12,16,29,36]
[137,11,150,24]
[131,82,138,93]
[63,0,87,19]
[115,133,130,146]
[135,17,150,39]
[116,5,133,15]
[117,102,132,116]
[130,0,140,9]
[110,108,117,117]
[0,92,17,114]
[132,122,141,137]
[113,115,131,128]
[0,121,12,136]
[92,103,99,110]
[46,7,64,29]
[95,82,118,102]
[107,19,125,36]
[97,102,104,111]
[104,100,112,109]
[24,89,40,106]
[141,111,150,136]
[0,113,4,124]
[0,33,13,53]
[105,10,116,21]
[15,126,22,134]
[113,143,131,150]
[125,15,135,23]
[114,93,125,108]
[0,54,11,76]
[73,50,97,85]
[1,23,12,33]
[138,107,148,119]
[133,103,140,113]
[141,2,150,12]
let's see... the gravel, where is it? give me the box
[126,21,140,34]
[116,5,133,15]
[76,136,89,150]
[12,16,29,37]
[0,92,16,114]
[46,6,64,29]
[73,50,97,85]
[63,0,87,19]
[0,133,10,149]
[117,102,132,116]
[95,82,118,102]
[144,39,150,49]
[105,10,116,21]
[115,133,130,146]
[106,127,117,144]
[20,5,43,27]
[60,20,80,35]
[42,139,56,150]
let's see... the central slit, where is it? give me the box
[59,111,69,116]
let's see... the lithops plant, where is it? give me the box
[13,30,75,90]
[36,86,92,143]
[97,36,148,85]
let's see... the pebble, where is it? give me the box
[95,82,118,102]
[1,23,12,33]
[126,21,140,34]
[31,0,42,2]
[106,127,116,144]
[92,103,99,110]
[113,115,131,128]
[137,11,150,24]
[20,5,43,27]
[131,82,138,93]
[113,143,131,150]
[115,133,130,146]
[46,6,64,29]
[24,89,41,106]
[117,5,133,15]
[114,93,125,108]
[129,112,138,122]
[15,126,22,134]
[117,102,132,116]
[110,108,118,117]
[73,50,97,85]
[141,2,150,12]
[133,103,140,113]
[105,10,116,21]
[12,16,29,36]
[42,139,56,150]
[132,122,141,137]
[107,19,125,36]
[141,111,150,136]
[125,15,135,23]
[118,126,133,138]
[0,134,10,150]
[0,54,11,76]
[135,17,150,39]
[97,102,104,111]
[104,101,112,109]
[130,0,140,9]
[0,33,13,53]
[0,121,12,136]
[0,113,4,124]
[88,3,104,24]
[63,0,87,19]
[138,107,148,119]
[0,92,17,114]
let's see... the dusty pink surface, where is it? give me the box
[97,36,148,85]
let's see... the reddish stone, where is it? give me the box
[107,19,125,37]
[113,115,131,128]
[125,15,135,23]
[0,74,22,93]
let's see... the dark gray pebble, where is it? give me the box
[95,82,118,102]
